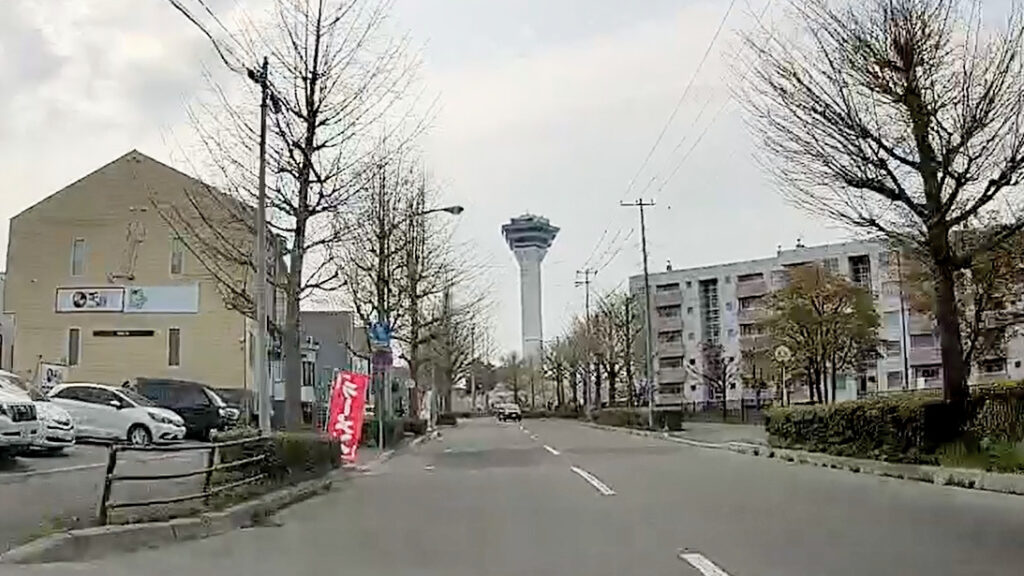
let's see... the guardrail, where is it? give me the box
[96,436,266,525]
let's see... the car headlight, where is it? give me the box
[147,411,175,425]
[0,403,8,417]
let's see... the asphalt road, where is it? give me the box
[1,444,208,551]
[7,418,1024,575]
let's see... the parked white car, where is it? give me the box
[0,370,75,453]
[49,383,186,446]
[0,371,40,456]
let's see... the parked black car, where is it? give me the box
[126,378,239,441]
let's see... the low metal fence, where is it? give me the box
[96,436,266,525]
[678,398,775,425]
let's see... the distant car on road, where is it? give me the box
[0,371,39,457]
[126,378,239,441]
[49,383,185,446]
[497,403,522,422]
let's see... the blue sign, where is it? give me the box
[369,321,392,349]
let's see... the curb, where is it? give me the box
[0,476,335,564]
[581,422,1024,497]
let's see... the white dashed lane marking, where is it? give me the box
[543,445,560,456]
[680,553,732,576]
[569,465,616,496]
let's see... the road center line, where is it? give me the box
[680,553,731,576]
[543,444,560,455]
[569,465,616,495]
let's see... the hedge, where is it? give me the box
[360,418,405,447]
[436,413,458,426]
[216,432,341,488]
[966,383,1024,444]
[766,395,962,463]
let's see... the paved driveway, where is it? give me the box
[1,444,207,551]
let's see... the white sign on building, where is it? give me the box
[124,285,199,314]
[55,288,125,312]
[37,362,68,393]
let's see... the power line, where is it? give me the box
[166,0,247,74]
[619,0,738,201]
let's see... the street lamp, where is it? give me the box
[415,205,464,217]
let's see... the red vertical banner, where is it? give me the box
[327,371,370,462]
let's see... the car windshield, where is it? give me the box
[204,387,227,407]
[119,388,155,407]
[0,374,33,397]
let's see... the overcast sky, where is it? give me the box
[0,0,856,355]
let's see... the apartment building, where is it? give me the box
[0,273,12,370]
[3,151,266,391]
[630,240,1024,406]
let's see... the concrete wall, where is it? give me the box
[0,273,13,371]
[513,246,547,362]
[4,151,250,389]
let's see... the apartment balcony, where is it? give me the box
[736,279,768,298]
[657,341,685,356]
[657,367,688,384]
[907,315,935,334]
[654,289,683,306]
[909,347,941,365]
[737,307,766,325]
[655,384,687,407]
[739,334,772,350]
[654,315,684,332]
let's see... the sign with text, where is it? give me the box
[55,288,124,312]
[37,363,67,393]
[327,371,369,462]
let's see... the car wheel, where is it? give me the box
[127,425,152,447]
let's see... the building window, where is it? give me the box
[849,255,872,289]
[685,280,692,289]
[170,236,185,275]
[822,258,839,275]
[727,328,736,339]
[740,323,761,336]
[724,275,732,284]
[910,334,936,349]
[688,332,695,341]
[168,328,181,367]
[660,356,684,369]
[689,358,696,366]
[71,239,85,276]
[687,306,694,315]
[655,283,680,293]
[67,328,81,366]
[658,330,683,343]
[725,302,733,311]
[918,366,940,380]
[656,305,681,318]
[887,370,904,389]
[979,358,1007,374]
[884,340,902,357]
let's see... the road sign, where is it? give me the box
[369,321,391,350]
[774,345,792,363]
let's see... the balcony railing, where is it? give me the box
[736,279,768,298]
[657,367,687,384]
[739,334,771,350]
[737,307,765,325]
[656,340,685,356]
[654,289,683,306]
[908,347,941,365]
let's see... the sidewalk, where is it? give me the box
[673,422,768,446]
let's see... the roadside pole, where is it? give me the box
[253,57,271,435]
[622,199,656,429]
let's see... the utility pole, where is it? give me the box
[470,327,477,412]
[251,57,272,435]
[621,199,655,429]
[576,268,596,413]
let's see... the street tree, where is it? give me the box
[499,351,526,406]
[741,0,1024,412]
[687,341,739,419]
[162,0,416,428]
[758,265,879,403]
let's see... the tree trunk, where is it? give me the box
[933,259,969,412]
[829,354,837,405]
[570,369,579,410]
[607,365,617,408]
[593,361,602,410]
[512,376,519,406]
[529,373,535,409]
[283,270,303,431]
[555,366,564,408]
[624,358,635,408]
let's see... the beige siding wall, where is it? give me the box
[5,152,252,389]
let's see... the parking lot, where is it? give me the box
[0,443,208,552]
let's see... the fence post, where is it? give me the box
[96,445,118,525]
[203,444,219,505]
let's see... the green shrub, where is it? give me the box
[966,383,1024,443]
[361,418,403,447]
[592,408,648,429]
[212,426,260,442]
[436,413,458,426]
[765,395,958,463]
[402,417,428,436]
[521,409,580,419]
[216,432,340,488]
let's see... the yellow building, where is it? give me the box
[3,151,260,391]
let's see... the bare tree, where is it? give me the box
[741,0,1024,413]
[424,282,492,413]
[688,342,740,419]
[163,0,417,429]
